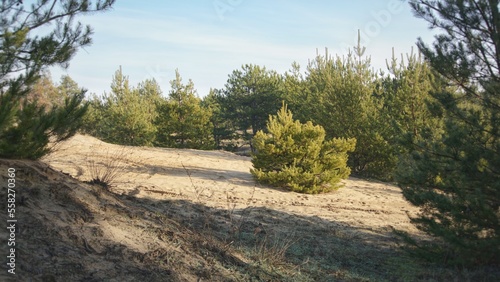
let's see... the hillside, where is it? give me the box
[1,134,495,281]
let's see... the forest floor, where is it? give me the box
[0,134,497,281]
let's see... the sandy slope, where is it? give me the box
[0,158,250,281]
[4,134,498,281]
[44,134,422,242]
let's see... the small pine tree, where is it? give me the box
[155,70,214,149]
[251,103,356,194]
[83,67,160,146]
[381,48,444,180]
[101,68,159,146]
[58,75,84,107]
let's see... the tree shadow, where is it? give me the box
[126,194,431,281]
[48,153,259,189]
[145,146,252,163]
[5,158,498,281]
[0,160,181,282]
[119,162,258,190]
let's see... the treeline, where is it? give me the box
[82,67,214,149]
[78,44,439,182]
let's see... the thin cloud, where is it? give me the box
[49,1,433,97]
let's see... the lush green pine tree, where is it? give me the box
[380,48,444,179]
[302,42,394,179]
[282,62,308,119]
[202,89,238,149]
[383,48,438,140]
[86,67,159,146]
[156,70,214,149]
[219,64,284,147]
[81,92,107,139]
[0,0,114,159]
[396,0,500,266]
[251,103,356,194]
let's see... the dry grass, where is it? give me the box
[253,232,298,267]
[85,144,130,189]
[225,184,256,239]
[40,134,499,281]
[180,162,306,279]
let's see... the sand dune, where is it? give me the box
[44,134,422,242]
[6,134,493,281]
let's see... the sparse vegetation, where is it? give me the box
[4,134,498,281]
[252,232,298,268]
[225,185,256,239]
[85,144,130,189]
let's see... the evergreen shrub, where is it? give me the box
[251,103,355,194]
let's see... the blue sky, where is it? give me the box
[48,0,436,97]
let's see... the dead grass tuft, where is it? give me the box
[85,144,130,189]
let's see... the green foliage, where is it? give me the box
[0,0,115,159]
[282,44,441,181]
[294,43,394,179]
[397,0,500,266]
[282,62,306,114]
[202,89,238,149]
[218,64,284,145]
[81,92,107,139]
[83,69,214,149]
[380,48,444,179]
[58,75,84,106]
[251,103,356,194]
[83,67,160,146]
[0,90,88,159]
[155,70,214,149]
[383,48,438,141]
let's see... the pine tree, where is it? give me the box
[25,71,59,109]
[25,73,84,110]
[0,0,115,159]
[397,0,500,266]
[251,103,356,194]
[282,61,310,125]
[81,92,107,138]
[383,48,438,140]
[219,64,284,147]
[156,70,214,149]
[58,75,84,107]
[97,67,159,146]
[202,89,238,149]
[302,42,393,179]
[381,48,444,179]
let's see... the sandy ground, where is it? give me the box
[6,134,500,281]
[44,134,421,241]
[4,134,497,281]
